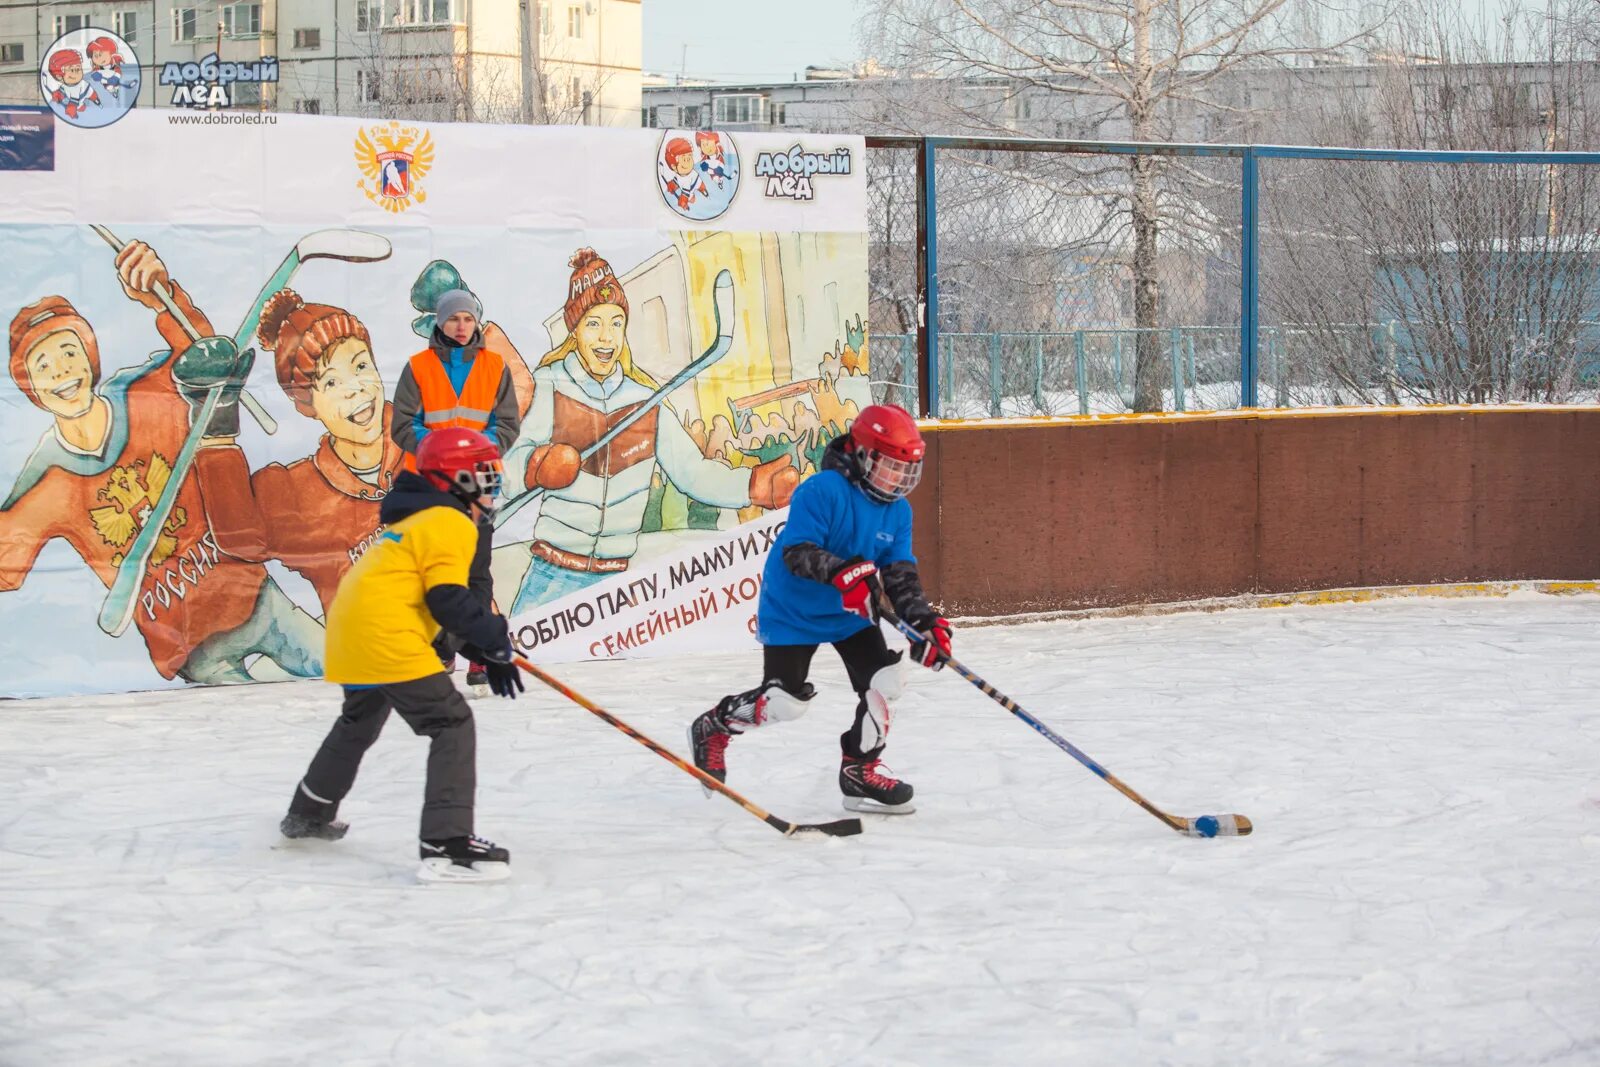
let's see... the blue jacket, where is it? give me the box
[757,449,915,646]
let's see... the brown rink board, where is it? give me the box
[907,409,1600,618]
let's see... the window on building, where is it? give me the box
[679,104,701,126]
[393,0,456,24]
[296,98,322,114]
[232,81,263,106]
[53,15,89,37]
[713,94,766,125]
[171,8,198,42]
[581,89,592,124]
[569,76,580,109]
[357,69,380,102]
[642,105,658,128]
[772,103,786,125]
[539,2,552,36]
[293,28,320,49]
[223,3,262,37]
[356,1,374,32]
[568,5,583,37]
[114,11,139,39]
[0,43,23,65]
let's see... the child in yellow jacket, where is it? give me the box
[280,428,524,883]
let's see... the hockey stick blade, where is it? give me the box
[296,229,393,264]
[883,608,1253,840]
[776,817,864,837]
[1178,814,1253,838]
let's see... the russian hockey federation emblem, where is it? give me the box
[354,122,435,213]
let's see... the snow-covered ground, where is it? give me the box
[2,596,1597,1066]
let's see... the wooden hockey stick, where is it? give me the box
[512,656,863,838]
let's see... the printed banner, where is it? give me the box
[0,111,867,697]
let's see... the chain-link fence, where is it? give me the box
[866,137,1600,417]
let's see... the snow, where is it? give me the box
[2,595,1598,1066]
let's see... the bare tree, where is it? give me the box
[1259,0,1600,404]
[862,0,1392,410]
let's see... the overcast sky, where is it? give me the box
[642,0,1556,85]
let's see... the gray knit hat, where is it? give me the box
[434,288,482,324]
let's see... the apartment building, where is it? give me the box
[0,0,642,125]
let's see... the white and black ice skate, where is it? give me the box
[840,755,915,815]
[279,812,349,841]
[465,665,490,700]
[418,834,510,883]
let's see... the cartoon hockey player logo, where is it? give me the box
[38,28,139,129]
[656,128,739,222]
[354,122,435,213]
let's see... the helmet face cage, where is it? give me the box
[857,448,922,503]
[447,459,504,509]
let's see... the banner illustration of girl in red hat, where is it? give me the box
[502,248,798,615]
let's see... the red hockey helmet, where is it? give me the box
[848,404,925,504]
[416,428,505,509]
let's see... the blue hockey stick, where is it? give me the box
[881,605,1253,839]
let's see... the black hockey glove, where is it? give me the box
[459,641,523,700]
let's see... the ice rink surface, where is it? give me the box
[2,596,1597,1066]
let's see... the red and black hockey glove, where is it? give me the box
[829,557,882,623]
[903,608,952,671]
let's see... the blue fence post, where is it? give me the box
[900,334,915,410]
[988,333,1003,416]
[918,137,940,418]
[1169,327,1186,411]
[1073,331,1089,415]
[1240,147,1260,408]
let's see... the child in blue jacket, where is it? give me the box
[689,404,952,814]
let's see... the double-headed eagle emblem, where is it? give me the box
[354,121,435,213]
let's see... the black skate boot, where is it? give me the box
[840,754,915,815]
[688,683,815,797]
[465,664,490,699]
[688,708,734,796]
[418,834,511,883]
[279,812,349,841]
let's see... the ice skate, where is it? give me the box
[465,664,490,699]
[688,708,734,796]
[840,755,915,815]
[417,834,510,883]
[689,683,814,797]
[279,812,349,841]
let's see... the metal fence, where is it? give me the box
[865,136,1600,417]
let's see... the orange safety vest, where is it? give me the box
[402,347,507,472]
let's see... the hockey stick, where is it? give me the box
[494,268,737,529]
[512,656,863,838]
[94,228,393,638]
[880,607,1253,839]
[89,224,281,435]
